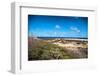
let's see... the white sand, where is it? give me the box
[53,42,84,48]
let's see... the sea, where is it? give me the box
[37,37,88,41]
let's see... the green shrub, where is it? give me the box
[28,40,73,60]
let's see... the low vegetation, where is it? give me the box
[28,37,88,61]
[28,40,74,60]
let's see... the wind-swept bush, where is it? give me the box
[28,40,72,60]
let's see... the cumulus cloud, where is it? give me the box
[55,25,61,29]
[54,32,57,35]
[70,26,80,33]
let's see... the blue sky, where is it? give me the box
[28,15,88,38]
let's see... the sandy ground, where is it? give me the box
[53,42,86,48]
[53,42,88,58]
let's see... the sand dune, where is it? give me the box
[28,37,88,60]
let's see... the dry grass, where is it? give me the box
[28,37,88,60]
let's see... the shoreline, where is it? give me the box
[38,38,88,41]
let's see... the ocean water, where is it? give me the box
[38,37,88,41]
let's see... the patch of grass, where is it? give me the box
[28,40,73,60]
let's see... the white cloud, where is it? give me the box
[55,25,60,29]
[54,32,57,36]
[70,26,80,33]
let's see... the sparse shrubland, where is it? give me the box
[28,37,88,60]
[28,40,74,60]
